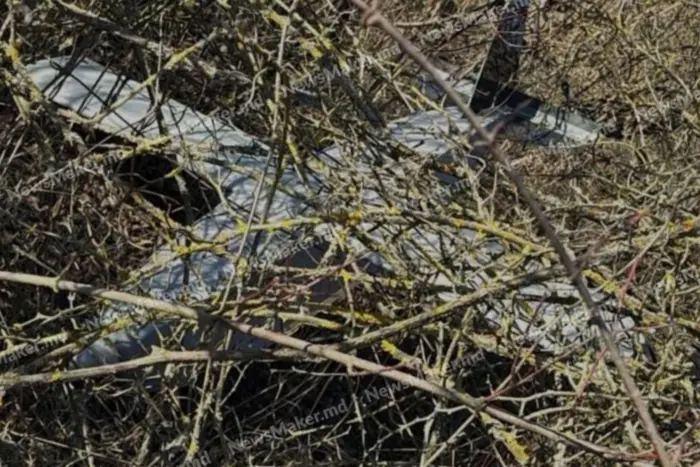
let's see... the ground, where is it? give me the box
[0,0,699,465]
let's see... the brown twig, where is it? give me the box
[0,269,643,460]
[345,1,673,465]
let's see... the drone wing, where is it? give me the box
[22,55,645,387]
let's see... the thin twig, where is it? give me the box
[0,270,644,460]
[346,1,673,465]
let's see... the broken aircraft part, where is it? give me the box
[18,54,649,388]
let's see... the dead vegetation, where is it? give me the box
[1,0,700,465]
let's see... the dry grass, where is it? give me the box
[1,0,699,465]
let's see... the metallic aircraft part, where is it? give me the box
[20,56,646,380]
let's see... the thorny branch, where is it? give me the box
[347,0,673,465]
[0,269,658,461]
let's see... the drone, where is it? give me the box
[16,0,648,386]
